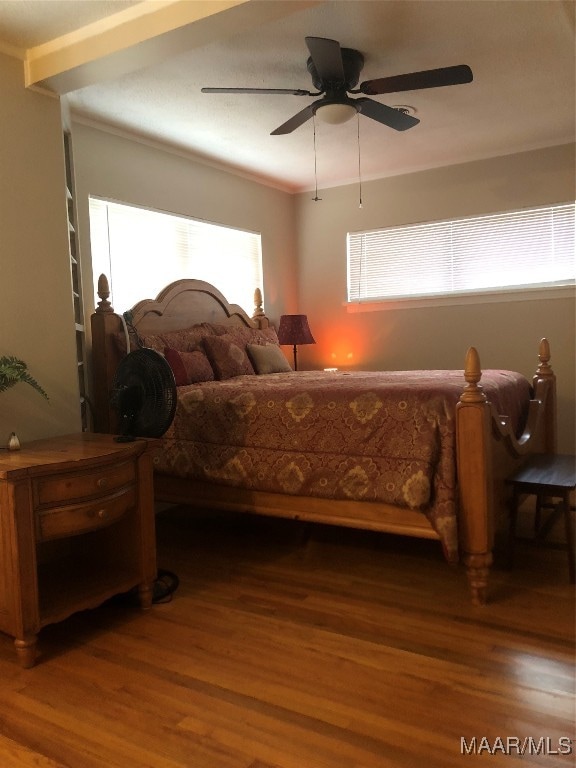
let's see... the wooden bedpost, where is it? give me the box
[90,274,123,434]
[533,338,556,453]
[252,287,269,329]
[456,347,494,605]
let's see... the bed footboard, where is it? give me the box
[456,339,556,604]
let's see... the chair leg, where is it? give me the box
[536,496,565,542]
[562,492,575,584]
[508,489,520,569]
[535,492,543,534]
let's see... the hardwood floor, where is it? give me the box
[0,505,574,768]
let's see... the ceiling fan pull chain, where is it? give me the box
[357,113,363,209]
[312,115,322,202]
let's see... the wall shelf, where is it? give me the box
[64,131,89,431]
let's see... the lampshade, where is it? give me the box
[277,315,316,346]
[314,102,358,125]
[277,315,315,371]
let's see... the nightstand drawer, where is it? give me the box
[34,461,135,507]
[37,487,137,541]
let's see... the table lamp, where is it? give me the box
[277,314,315,371]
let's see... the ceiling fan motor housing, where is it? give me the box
[306,47,365,93]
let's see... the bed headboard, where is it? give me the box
[90,274,269,434]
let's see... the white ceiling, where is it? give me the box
[0,0,574,192]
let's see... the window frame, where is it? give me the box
[88,196,263,316]
[346,202,576,312]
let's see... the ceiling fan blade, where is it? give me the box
[356,98,420,131]
[271,104,315,135]
[360,65,473,95]
[305,36,345,83]
[202,87,313,96]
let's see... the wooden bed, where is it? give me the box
[90,274,557,604]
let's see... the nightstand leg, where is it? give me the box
[138,581,154,610]
[14,635,37,669]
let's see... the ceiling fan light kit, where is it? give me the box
[314,101,358,124]
[201,36,473,136]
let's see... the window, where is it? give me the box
[89,198,263,314]
[347,202,575,304]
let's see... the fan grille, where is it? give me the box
[111,349,176,439]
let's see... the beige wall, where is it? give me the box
[0,53,80,442]
[71,122,297,327]
[295,144,576,451]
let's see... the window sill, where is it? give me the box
[345,284,576,313]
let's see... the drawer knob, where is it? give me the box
[96,478,108,489]
[97,509,108,520]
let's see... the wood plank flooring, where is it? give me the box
[0,505,574,768]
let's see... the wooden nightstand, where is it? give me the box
[0,433,156,667]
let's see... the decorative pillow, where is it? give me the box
[247,343,292,375]
[164,347,215,386]
[248,326,279,346]
[203,335,255,379]
[209,324,279,346]
[115,323,221,357]
[160,323,219,352]
[139,332,169,354]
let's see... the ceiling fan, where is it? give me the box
[202,36,473,135]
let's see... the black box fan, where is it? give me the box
[111,349,177,442]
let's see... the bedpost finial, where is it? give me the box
[537,337,553,377]
[253,287,264,318]
[460,346,487,403]
[96,273,113,313]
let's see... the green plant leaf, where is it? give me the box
[0,356,49,400]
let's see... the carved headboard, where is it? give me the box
[90,275,269,434]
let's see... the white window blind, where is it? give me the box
[347,202,575,303]
[89,197,263,314]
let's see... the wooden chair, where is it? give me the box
[507,454,576,583]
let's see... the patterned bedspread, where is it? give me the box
[150,369,531,559]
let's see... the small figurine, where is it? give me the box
[7,432,21,451]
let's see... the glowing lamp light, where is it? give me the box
[314,102,358,125]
